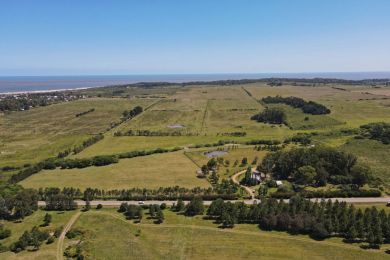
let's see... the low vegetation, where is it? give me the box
[360,122,390,144]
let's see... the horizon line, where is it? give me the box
[1,71,390,78]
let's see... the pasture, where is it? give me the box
[70,208,390,260]
[2,82,390,191]
[20,151,209,190]
[0,98,155,168]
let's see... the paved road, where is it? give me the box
[38,197,390,208]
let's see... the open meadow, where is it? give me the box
[52,208,390,260]
[2,82,390,191]
[20,151,209,190]
[2,82,390,259]
[0,98,156,168]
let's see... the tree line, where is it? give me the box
[207,197,390,248]
[122,106,143,120]
[57,134,104,158]
[10,147,182,183]
[35,184,239,202]
[0,188,38,220]
[114,129,197,137]
[262,96,331,115]
[75,108,95,117]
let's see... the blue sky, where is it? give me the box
[0,0,389,76]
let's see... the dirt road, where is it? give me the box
[57,211,82,260]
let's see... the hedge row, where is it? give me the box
[269,189,381,199]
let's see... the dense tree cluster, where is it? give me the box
[0,189,38,220]
[360,122,390,144]
[149,204,165,223]
[242,167,259,186]
[259,146,372,187]
[262,96,331,115]
[0,224,11,239]
[44,188,77,211]
[207,197,390,248]
[118,203,143,221]
[251,108,287,124]
[185,197,205,216]
[75,108,95,117]
[122,106,143,120]
[10,226,50,252]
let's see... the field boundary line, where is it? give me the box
[183,151,202,168]
[241,86,258,102]
[200,99,209,133]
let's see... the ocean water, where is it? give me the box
[1,72,389,94]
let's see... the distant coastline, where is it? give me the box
[1,72,390,94]
[0,87,93,95]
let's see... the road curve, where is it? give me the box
[57,211,81,260]
[230,168,256,199]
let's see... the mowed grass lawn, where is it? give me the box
[70,209,390,260]
[21,151,209,190]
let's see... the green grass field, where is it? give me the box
[0,210,75,260]
[3,83,390,192]
[69,208,390,260]
[20,151,209,190]
[0,98,156,168]
[342,139,390,186]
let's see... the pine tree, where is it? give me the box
[156,210,164,224]
[346,225,358,242]
[43,213,52,226]
[373,221,383,247]
[221,211,235,228]
[356,219,365,240]
[175,199,185,212]
[84,200,91,211]
[324,218,334,234]
[367,229,376,248]
[149,205,156,217]
[244,167,252,185]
